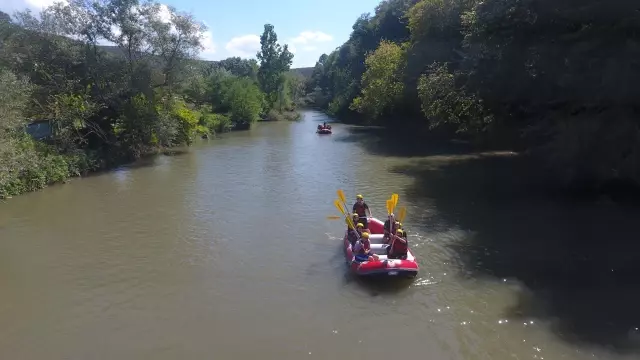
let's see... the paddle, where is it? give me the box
[390,193,399,214]
[326,215,342,220]
[334,199,361,243]
[334,199,356,231]
[336,189,350,219]
[389,206,407,255]
[397,206,407,223]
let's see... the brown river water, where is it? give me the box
[1,110,640,360]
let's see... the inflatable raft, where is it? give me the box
[343,217,419,277]
[317,128,332,134]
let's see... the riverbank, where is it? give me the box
[263,109,302,122]
[0,141,179,200]
[0,119,281,200]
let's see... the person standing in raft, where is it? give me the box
[352,194,371,229]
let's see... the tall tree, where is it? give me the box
[256,24,293,107]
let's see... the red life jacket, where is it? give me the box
[390,236,408,255]
[353,202,367,216]
[357,239,371,255]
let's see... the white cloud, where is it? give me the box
[290,31,332,45]
[286,31,333,67]
[225,34,260,58]
[200,31,216,58]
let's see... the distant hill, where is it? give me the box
[96,45,313,79]
[289,67,313,78]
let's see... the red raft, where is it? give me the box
[343,217,419,277]
[317,125,332,134]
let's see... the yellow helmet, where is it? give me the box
[398,222,403,227]
[356,194,363,199]
[396,229,404,235]
[352,213,359,218]
[356,223,364,228]
[361,232,370,238]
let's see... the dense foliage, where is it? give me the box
[0,0,300,198]
[307,0,640,190]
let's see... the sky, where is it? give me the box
[1,0,382,68]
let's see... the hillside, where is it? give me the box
[289,67,313,78]
[96,45,313,79]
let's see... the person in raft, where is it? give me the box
[397,222,408,239]
[352,194,371,229]
[345,213,359,230]
[383,213,397,243]
[354,232,372,261]
[347,222,362,248]
[387,229,408,259]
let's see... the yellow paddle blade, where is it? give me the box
[334,200,345,215]
[386,199,392,215]
[326,215,342,220]
[390,193,398,213]
[337,189,346,206]
[397,206,406,223]
[346,216,355,230]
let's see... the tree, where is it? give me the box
[217,57,259,80]
[350,40,406,121]
[256,24,293,108]
[224,77,265,124]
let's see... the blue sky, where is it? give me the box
[2,0,382,68]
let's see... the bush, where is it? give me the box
[265,109,284,121]
[199,112,232,136]
[264,109,301,122]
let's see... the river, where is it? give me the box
[1,109,640,360]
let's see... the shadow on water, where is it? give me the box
[349,128,640,353]
[398,156,640,353]
[336,126,474,158]
[75,148,192,181]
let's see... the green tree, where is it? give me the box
[225,77,265,124]
[256,24,294,107]
[217,57,259,81]
[350,40,406,121]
